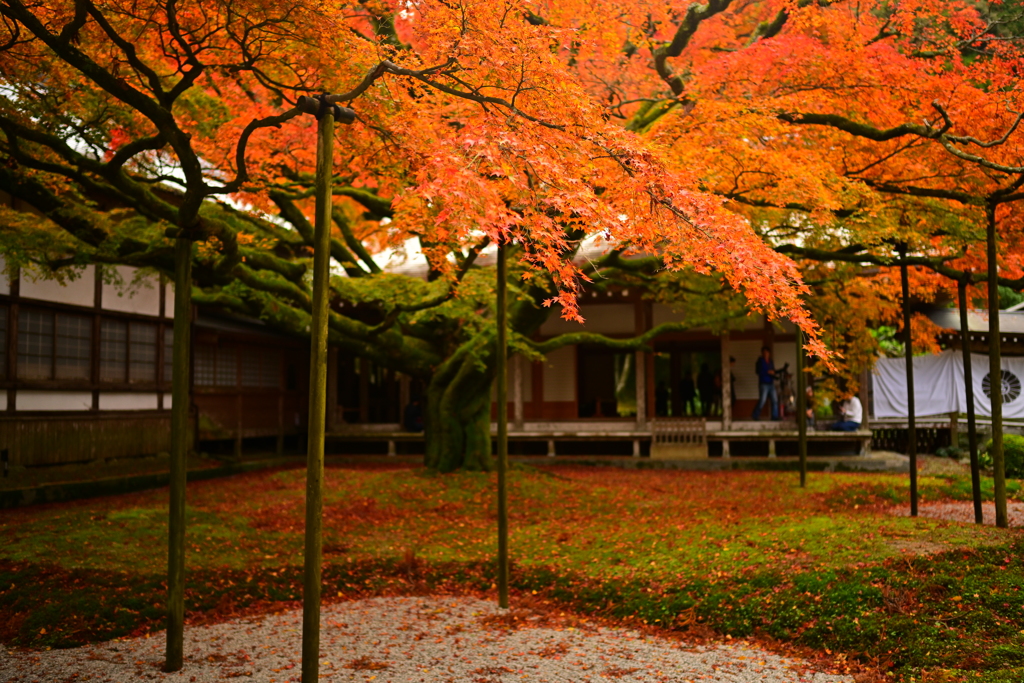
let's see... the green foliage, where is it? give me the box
[1005,435,1024,478]
[870,325,905,358]
[978,434,1024,478]
[999,286,1024,311]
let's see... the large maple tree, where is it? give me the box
[5,0,1023,474]
[0,0,817,473]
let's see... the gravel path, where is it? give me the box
[1,596,852,682]
[890,500,1024,526]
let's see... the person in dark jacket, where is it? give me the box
[751,346,779,420]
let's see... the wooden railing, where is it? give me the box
[650,418,708,459]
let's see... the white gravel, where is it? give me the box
[890,500,1024,526]
[1,596,853,682]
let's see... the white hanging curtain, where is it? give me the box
[873,350,1024,419]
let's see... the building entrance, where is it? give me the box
[653,341,722,418]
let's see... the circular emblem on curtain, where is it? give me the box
[983,370,1022,404]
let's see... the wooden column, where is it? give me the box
[634,299,647,430]
[92,267,102,411]
[958,275,982,524]
[900,253,918,517]
[7,266,18,414]
[326,347,338,432]
[635,350,646,430]
[985,202,1007,528]
[300,103,336,683]
[165,236,193,673]
[399,372,411,424]
[512,354,524,430]
[358,357,369,424]
[721,332,732,429]
[859,369,871,432]
[277,394,285,456]
[495,242,509,609]
[796,325,807,487]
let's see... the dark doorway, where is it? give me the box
[653,340,721,418]
[577,345,637,418]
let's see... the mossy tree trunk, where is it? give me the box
[424,333,497,472]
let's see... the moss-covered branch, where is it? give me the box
[529,313,748,355]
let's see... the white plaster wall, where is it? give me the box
[494,356,535,402]
[20,265,95,307]
[0,256,9,295]
[164,392,173,409]
[521,357,533,402]
[774,341,798,377]
[101,265,161,316]
[542,346,576,402]
[17,390,92,411]
[98,392,160,410]
[539,303,635,336]
[731,340,764,400]
[0,392,8,411]
[164,282,175,317]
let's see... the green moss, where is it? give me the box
[3,467,1023,680]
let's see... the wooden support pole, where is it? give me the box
[796,324,807,488]
[958,275,983,524]
[721,333,732,429]
[635,350,646,429]
[900,253,918,517]
[327,347,338,433]
[301,103,335,683]
[164,236,193,673]
[986,203,1007,528]
[513,355,524,431]
[496,242,510,609]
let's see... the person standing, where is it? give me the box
[751,346,779,420]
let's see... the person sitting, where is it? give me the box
[831,392,862,432]
[805,384,817,430]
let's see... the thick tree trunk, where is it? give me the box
[423,339,496,472]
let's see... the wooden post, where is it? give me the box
[301,102,335,683]
[399,372,411,426]
[164,236,192,673]
[986,203,1007,528]
[721,332,732,429]
[327,347,338,432]
[634,300,647,429]
[358,357,369,424]
[277,394,285,456]
[512,355,524,431]
[796,324,807,488]
[495,242,509,609]
[635,350,646,430]
[958,275,983,524]
[900,251,918,517]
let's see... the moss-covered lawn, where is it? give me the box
[2,463,1022,681]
